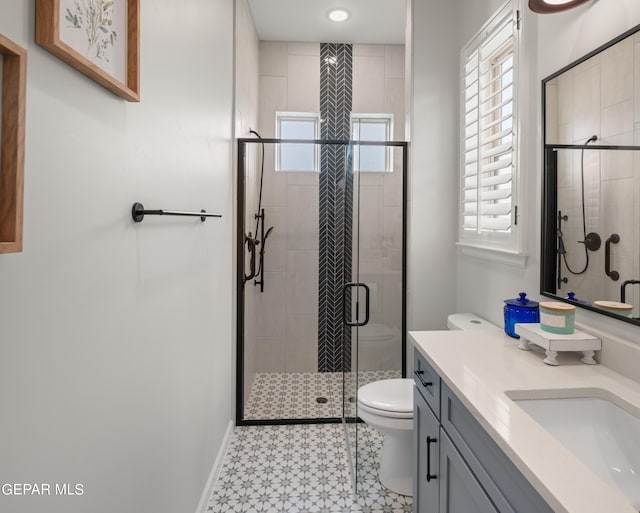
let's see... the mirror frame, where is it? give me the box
[540,23,640,327]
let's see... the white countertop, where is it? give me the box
[409,329,640,513]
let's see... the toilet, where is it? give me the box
[357,313,498,496]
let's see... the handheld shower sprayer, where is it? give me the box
[559,135,601,277]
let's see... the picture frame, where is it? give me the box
[0,34,27,254]
[36,0,140,102]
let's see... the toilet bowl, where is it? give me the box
[357,313,499,496]
[357,378,414,496]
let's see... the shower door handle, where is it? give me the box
[343,282,370,327]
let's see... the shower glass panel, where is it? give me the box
[236,137,406,489]
[347,144,406,492]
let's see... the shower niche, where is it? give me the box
[541,24,640,324]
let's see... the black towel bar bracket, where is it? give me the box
[131,202,222,223]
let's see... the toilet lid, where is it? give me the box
[358,378,413,413]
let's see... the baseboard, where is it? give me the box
[194,420,234,513]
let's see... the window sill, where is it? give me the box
[457,243,528,268]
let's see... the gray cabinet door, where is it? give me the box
[414,386,439,513]
[439,430,499,513]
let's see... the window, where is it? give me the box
[460,1,520,252]
[351,114,394,172]
[276,112,320,172]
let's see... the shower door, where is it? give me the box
[343,141,407,492]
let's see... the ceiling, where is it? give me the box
[246,0,407,45]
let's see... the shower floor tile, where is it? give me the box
[244,370,401,421]
[207,423,413,513]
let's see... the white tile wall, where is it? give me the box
[547,36,640,309]
[285,314,319,372]
[353,44,385,57]
[253,337,286,373]
[601,100,634,140]
[259,42,288,76]
[288,42,319,56]
[255,272,287,337]
[287,55,320,111]
[252,41,405,374]
[353,55,385,112]
[385,45,405,79]
[572,60,600,142]
[286,185,319,250]
[600,37,634,109]
[286,250,319,315]
[259,76,287,137]
[263,207,287,272]
[359,185,383,250]
[635,41,640,123]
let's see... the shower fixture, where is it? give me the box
[243,130,274,290]
[558,135,601,277]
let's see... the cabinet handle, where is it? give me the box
[414,369,433,388]
[426,436,437,482]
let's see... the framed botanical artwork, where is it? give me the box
[36,0,140,102]
[0,34,27,254]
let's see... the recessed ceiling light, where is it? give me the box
[528,0,591,13]
[328,9,350,22]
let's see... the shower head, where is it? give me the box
[585,135,598,144]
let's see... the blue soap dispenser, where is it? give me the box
[503,292,539,338]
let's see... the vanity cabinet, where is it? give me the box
[413,350,553,513]
[413,386,439,513]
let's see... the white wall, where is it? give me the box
[455,0,640,343]
[235,0,260,412]
[0,1,234,512]
[407,0,459,331]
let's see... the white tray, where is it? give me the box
[514,323,602,366]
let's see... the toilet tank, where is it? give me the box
[447,313,500,331]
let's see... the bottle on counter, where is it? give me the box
[503,292,540,339]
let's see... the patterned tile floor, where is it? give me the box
[244,370,402,421]
[207,423,413,513]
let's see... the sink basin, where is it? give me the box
[514,396,640,510]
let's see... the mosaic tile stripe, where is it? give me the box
[318,43,354,373]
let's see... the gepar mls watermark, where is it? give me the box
[2,483,84,496]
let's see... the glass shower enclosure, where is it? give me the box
[236,137,407,491]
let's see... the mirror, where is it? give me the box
[541,25,640,325]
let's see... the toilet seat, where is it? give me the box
[358,401,413,419]
[358,378,413,417]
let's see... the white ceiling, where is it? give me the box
[246,0,407,45]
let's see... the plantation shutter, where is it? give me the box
[462,5,517,236]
